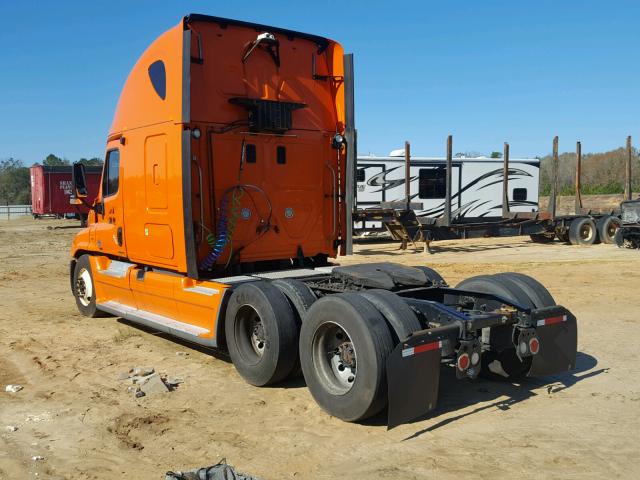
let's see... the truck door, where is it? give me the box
[94,146,127,257]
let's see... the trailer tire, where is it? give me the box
[596,216,621,244]
[492,273,556,308]
[568,217,597,245]
[412,266,447,286]
[360,289,422,343]
[455,275,533,380]
[300,293,394,422]
[72,255,108,318]
[529,232,555,243]
[225,281,299,386]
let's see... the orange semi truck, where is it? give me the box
[70,14,577,427]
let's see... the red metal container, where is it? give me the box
[30,165,102,217]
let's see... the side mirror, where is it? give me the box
[72,162,88,199]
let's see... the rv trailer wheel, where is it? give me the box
[300,293,394,422]
[225,282,299,386]
[72,255,108,318]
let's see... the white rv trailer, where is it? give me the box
[355,152,540,231]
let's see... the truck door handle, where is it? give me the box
[117,227,123,246]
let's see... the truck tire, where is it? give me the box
[492,272,556,308]
[300,293,394,422]
[596,215,621,244]
[271,279,317,323]
[411,266,447,286]
[455,275,535,310]
[568,217,597,245]
[72,255,108,318]
[271,279,318,378]
[455,275,533,380]
[225,282,299,386]
[360,289,422,343]
[529,232,555,243]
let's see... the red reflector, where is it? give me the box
[529,338,540,355]
[457,353,470,371]
[545,315,565,325]
[414,341,441,355]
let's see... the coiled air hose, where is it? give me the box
[199,184,273,271]
[200,186,245,271]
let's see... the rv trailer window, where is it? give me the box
[356,168,365,183]
[103,150,120,197]
[513,188,527,201]
[418,168,446,199]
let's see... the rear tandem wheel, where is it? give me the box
[225,281,299,386]
[299,293,394,422]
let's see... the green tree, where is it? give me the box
[43,154,69,166]
[0,158,30,204]
[78,157,103,166]
[490,151,502,158]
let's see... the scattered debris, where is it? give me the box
[118,366,182,398]
[166,459,261,480]
[31,455,45,462]
[132,366,155,377]
[175,352,189,357]
[165,377,184,388]
[140,373,170,396]
[5,384,23,393]
[25,413,52,423]
[5,425,18,432]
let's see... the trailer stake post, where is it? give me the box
[502,142,510,218]
[575,141,583,214]
[443,135,453,227]
[626,136,633,201]
[405,141,411,211]
[548,136,559,220]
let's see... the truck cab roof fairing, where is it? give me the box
[109,21,186,136]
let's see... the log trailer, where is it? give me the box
[69,14,577,427]
[354,136,629,251]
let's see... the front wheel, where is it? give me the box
[300,293,394,422]
[73,255,107,318]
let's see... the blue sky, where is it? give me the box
[1,1,638,164]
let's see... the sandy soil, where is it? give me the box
[1,217,639,480]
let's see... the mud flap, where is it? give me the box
[386,331,445,429]
[529,308,578,377]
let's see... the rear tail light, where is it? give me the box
[457,353,470,371]
[529,337,540,355]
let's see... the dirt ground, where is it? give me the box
[1,217,639,480]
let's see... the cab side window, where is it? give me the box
[103,150,120,197]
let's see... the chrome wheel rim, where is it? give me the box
[76,268,93,307]
[312,322,357,394]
